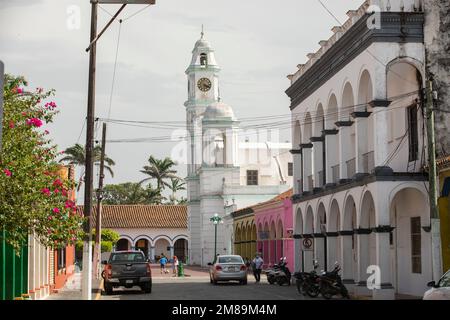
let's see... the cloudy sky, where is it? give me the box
[0,0,363,201]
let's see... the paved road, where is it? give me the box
[100,267,318,300]
[100,278,312,300]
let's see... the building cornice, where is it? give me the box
[286,12,424,110]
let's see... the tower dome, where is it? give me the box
[203,101,235,121]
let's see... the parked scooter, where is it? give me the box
[318,262,350,299]
[274,257,291,286]
[293,259,320,297]
[266,259,282,284]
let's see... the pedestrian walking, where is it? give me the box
[160,254,168,274]
[252,254,264,283]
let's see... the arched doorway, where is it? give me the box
[135,238,150,258]
[154,237,171,260]
[315,203,327,271]
[390,187,431,296]
[174,238,188,263]
[327,199,341,271]
[340,82,356,179]
[342,195,357,286]
[116,238,131,251]
[269,221,277,266]
[357,191,376,291]
[326,94,340,184]
[357,70,374,173]
[294,208,304,271]
[304,206,314,271]
[276,220,284,262]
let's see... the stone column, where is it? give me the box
[326,233,338,271]
[340,232,355,293]
[292,151,302,194]
[355,232,371,296]
[313,234,325,271]
[169,246,174,259]
[373,229,395,299]
[150,246,155,263]
[28,234,36,299]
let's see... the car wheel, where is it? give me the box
[104,283,113,295]
[142,282,152,294]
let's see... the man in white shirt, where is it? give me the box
[252,254,264,283]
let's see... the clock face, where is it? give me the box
[197,78,212,92]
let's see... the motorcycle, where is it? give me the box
[318,262,350,299]
[274,257,291,286]
[293,260,320,298]
[266,259,282,284]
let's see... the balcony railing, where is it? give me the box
[363,151,375,173]
[346,158,356,179]
[318,171,324,187]
[308,175,314,191]
[331,165,339,184]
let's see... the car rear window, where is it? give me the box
[110,253,145,263]
[218,256,243,264]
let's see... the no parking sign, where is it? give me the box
[303,238,312,249]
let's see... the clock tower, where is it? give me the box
[185,31,240,266]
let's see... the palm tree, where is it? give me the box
[140,156,179,190]
[59,143,115,191]
[167,178,186,204]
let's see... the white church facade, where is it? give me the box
[185,32,293,267]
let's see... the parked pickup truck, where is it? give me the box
[102,251,152,295]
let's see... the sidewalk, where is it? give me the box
[45,272,103,300]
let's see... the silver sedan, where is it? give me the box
[209,255,248,285]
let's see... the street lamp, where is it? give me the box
[210,213,223,263]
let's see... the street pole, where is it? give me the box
[93,123,106,280]
[81,0,98,301]
[214,224,217,261]
[425,79,443,281]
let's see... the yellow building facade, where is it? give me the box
[438,156,450,272]
[232,208,257,261]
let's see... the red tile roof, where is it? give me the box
[76,205,187,229]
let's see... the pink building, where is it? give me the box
[254,189,294,270]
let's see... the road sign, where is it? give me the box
[97,0,155,4]
[0,60,4,153]
[303,238,312,249]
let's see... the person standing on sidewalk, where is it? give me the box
[252,254,264,283]
[160,255,168,274]
[172,256,179,275]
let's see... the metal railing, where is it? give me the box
[308,175,314,191]
[346,158,356,179]
[331,165,339,184]
[363,151,375,173]
[318,171,324,187]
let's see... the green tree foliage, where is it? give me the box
[59,143,115,191]
[0,75,84,253]
[140,156,179,189]
[98,182,165,205]
[75,228,119,253]
[167,178,186,204]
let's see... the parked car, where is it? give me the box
[102,250,152,295]
[423,269,450,300]
[209,255,247,285]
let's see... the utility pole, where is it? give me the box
[81,0,156,300]
[425,78,443,281]
[93,123,107,280]
[81,0,98,301]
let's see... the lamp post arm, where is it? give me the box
[86,4,127,52]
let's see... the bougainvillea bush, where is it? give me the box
[0,74,84,253]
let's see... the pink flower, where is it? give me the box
[65,200,75,209]
[44,130,50,135]
[15,87,23,94]
[52,208,60,214]
[59,151,64,155]
[42,188,51,196]
[45,101,57,110]
[48,216,53,221]
[26,118,43,128]
[3,169,12,177]
[9,121,15,129]
[54,189,60,194]
[21,112,27,117]
[53,179,63,187]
